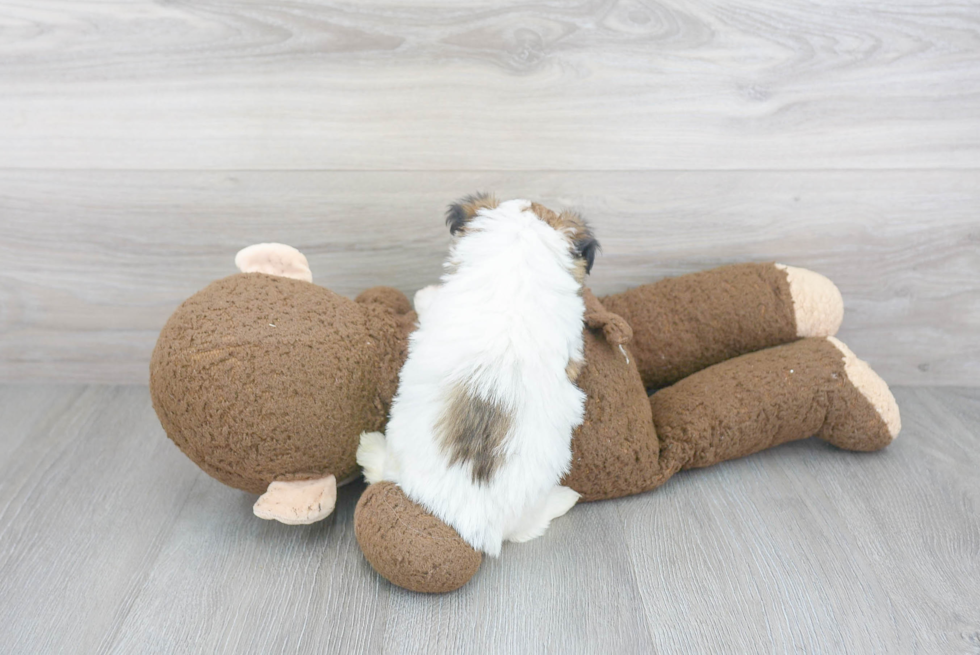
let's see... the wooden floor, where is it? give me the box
[0,384,977,654]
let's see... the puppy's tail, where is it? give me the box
[357,431,388,485]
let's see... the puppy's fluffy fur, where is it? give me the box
[358,197,596,556]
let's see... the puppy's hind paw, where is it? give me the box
[357,431,388,485]
[413,285,441,318]
[506,486,580,544]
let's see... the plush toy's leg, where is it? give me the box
[650,337,900,470]
[818,337,901,450]
[600,263,843,389]
[235,243,313,282]
[354,482,482,593]
[252,474,337,525]
[504,486,580,544]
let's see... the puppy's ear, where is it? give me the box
[573,231,599,275]
[559,210,599,275]
[446,192,498,235]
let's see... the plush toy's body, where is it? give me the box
[150,203,900,593]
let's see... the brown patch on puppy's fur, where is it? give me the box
[437,384,513,484]
[566,358,584,381]
[529,202,561,228]
[446,193,499,236]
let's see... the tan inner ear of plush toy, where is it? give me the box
[235,242,313,282]
[828,336,901,439]
[776,263,844,338]
[253,475,337,525]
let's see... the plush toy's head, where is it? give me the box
[150,273,413,494]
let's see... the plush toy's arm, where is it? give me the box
[600,263,844,390]
[582,288,632,347]
[355,482,482,594]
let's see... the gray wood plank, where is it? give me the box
[0,385,977,653]
[0,385,79,464]
[0,386,203,654]
[1,170,977,385]
[104,481,391,655]
[381,500,655,655]
[0,1,977,170]
[617,386,980,653]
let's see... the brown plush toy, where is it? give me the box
[150,208,900,593]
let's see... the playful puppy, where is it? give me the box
[358,195,598,556]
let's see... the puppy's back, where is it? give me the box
[383,199,590,554]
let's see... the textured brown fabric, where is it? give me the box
[562,292,663,501]
[149,274,413,494]
[356,286,413,317]
[354,482,482,593]
[815,361,896,453]
[600,263,797,390]
[650,338,894,470]
[581,288,633,347]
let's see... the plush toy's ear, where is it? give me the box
[446,192,498,235]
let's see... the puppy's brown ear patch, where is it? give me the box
[529,202,561,229]
[436,384,512,484]
[553,210,599,279]
[446,193,499,235]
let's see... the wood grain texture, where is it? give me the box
[1,169,977,385]
[0,385,977,653]
[0,0,978,170]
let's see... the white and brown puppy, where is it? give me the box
[358,195,598,556]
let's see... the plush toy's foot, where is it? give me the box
[505,485,580,543]
[253,475,337,525]
[775,264,844,338]
[650,337,900,470]
[600,262,843,389]
[355,482,482,593]
[235,243,313,282]
[819,337,901,450]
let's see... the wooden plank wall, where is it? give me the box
[0,0,977,385]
